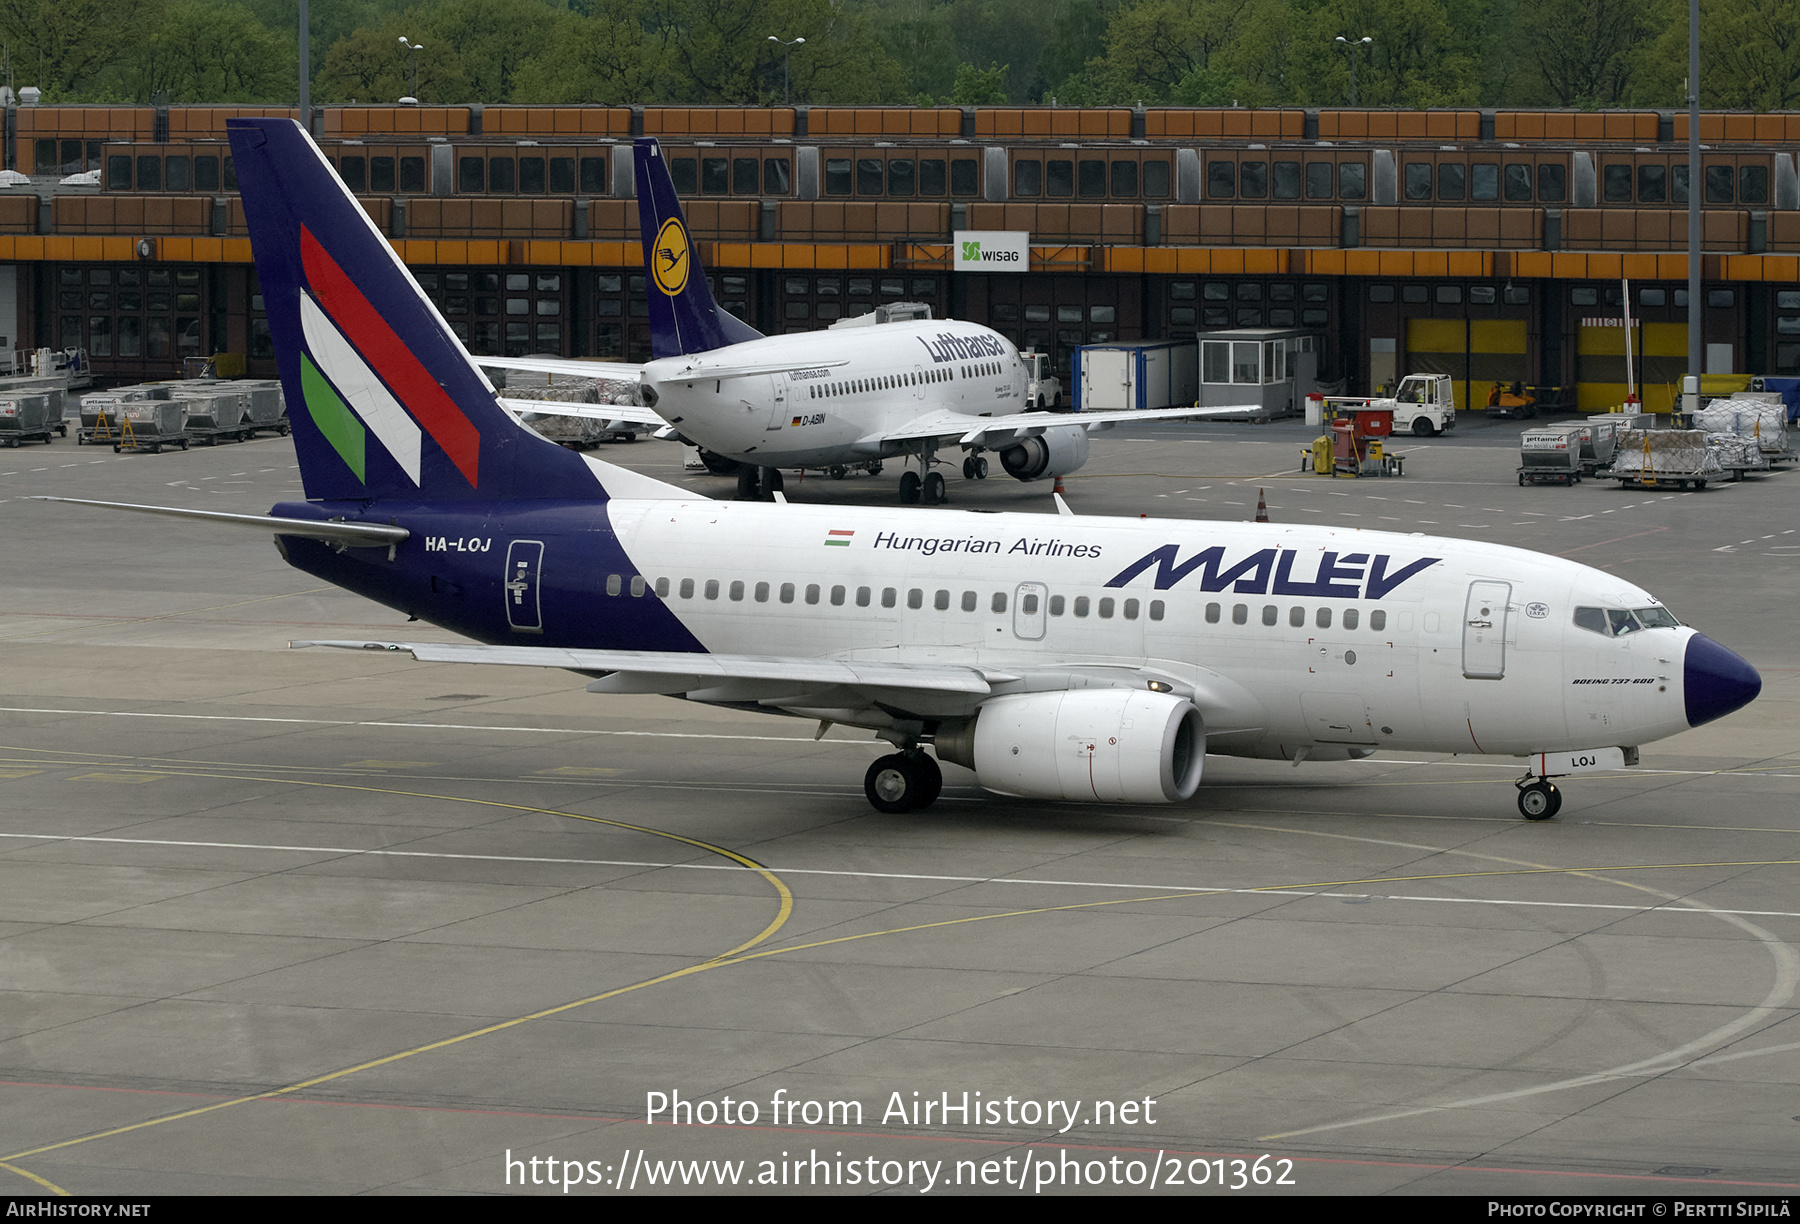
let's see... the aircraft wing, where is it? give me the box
[866,404,1267,449]
[498,398,666,429]
[295,639,1012,714]
[293,639,1258,730]
[476,356,647,382]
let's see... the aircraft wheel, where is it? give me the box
[1517,781,1560,821]
[1412,417,1434,437]
[923,471,946,504]
[828,464,847,480]
[865,754,923,814]
[975,457,988,479]
[908,751,942,809]
[899,471,922,504]
[735,467,760,500]
[865,460,883,476]
[761,467,783,499]
[962,456,975,479]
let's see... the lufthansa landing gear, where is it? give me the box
[1515,776,1562,820]
[864,751,943,813]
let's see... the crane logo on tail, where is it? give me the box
[653,218,690,296]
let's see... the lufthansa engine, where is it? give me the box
[998,426,1089,482]
[935,689,1205,803]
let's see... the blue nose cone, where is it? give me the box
[1684,633,1762,727]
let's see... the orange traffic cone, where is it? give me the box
[1052,475,1066,496]
[1255,488,1269,523]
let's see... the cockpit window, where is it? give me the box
[1576,604,1680,636]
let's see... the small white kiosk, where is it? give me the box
[1196,328,1323,420]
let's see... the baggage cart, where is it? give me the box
[0,392,57,446]
[173,389,251,445]
[77,387,164,445]
[113,401,189,453]
[1518,425,1583,485]
[238,380,288,436]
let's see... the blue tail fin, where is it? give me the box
[634,138,764,359]
[227,118,604,504]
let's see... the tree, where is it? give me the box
[950,61,1009,104]
[1638,0,1800,110]
[511,0,667,103]
[0,0,163,99]
[115,0,296,103]
[317,17,471,103]
[1515,0,1656,107]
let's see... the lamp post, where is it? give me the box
[397,36,424,104]
[767,36,804,106]
[1335,35,1372,107]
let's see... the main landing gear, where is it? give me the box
[1515,776,1562,820]
[898,450,985,503]
[864,750,943,813]
[735,465,784,500]
[899,469,948,505]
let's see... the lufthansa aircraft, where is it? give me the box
[483,138,1247,505]
[43,120,1762,820]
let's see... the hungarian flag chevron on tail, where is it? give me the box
[633,138,764,358]
[226,118,615,505]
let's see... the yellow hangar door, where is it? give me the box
[1576,320,1686,413]
[1404,319,1528,412]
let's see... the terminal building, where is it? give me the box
[4,101,1798,412]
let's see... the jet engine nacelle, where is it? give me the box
[998,426,1089,482]
[936,689,1204,803]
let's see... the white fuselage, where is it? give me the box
[644,320,1028,467]
[604,498,1695,761]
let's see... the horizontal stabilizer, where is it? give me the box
[34,496,409,546]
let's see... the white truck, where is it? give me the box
[1380,373,1456,436]
[1021,350,1064,410]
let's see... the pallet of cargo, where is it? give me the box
[1604,428,1721,490]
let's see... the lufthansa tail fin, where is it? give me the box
[634,138,764,359]
[227,118,627,505]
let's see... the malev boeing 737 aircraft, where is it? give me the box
[43,119,1762,819]
[482,138,1247,505]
